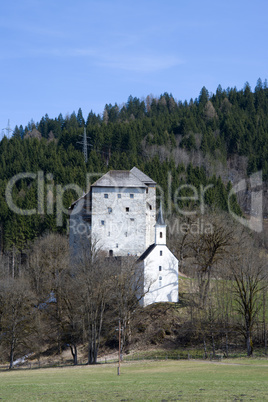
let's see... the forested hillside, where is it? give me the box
[0,80,268,366]
[0,79,267,251]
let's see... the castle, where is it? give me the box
[69,167,179,306]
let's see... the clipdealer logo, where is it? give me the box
[4,170,264,233]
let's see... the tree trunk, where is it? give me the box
[263,289,267,355]
[225,332,229,358]
[9,335,15,369]
[88,321,96,364]
[211,332,216,358]
[88,333,94,364]
[203,336,208,359]
[199,269,211,306]
[246,329,253,357]
[87,343,92,364]
[69,344,77,365]
[93,323,97,364]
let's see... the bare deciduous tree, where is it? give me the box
[168,211,236,305]
[110,257,151,353]
[228,248,268,356]
[0,277,36,369]
[76,254,113,364]
[26,233,70,354]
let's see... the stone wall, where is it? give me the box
[91,186,154,256]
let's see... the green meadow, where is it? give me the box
[0,359,268,401]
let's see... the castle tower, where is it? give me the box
[69,167,156,258]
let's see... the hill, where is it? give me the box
[1,79,268,251]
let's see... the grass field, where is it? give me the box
[0,359,268,401]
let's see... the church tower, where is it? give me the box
[155,203,166,245]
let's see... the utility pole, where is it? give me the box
[83,127,88,163]
[118,319,121,376]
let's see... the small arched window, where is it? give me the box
[160,232,163,238]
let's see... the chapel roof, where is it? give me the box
[137,244,157,261]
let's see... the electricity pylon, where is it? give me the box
[77,127,92,163]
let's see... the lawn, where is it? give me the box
[0,359,268,401]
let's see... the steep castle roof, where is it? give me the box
[91,170,147,188]
[91,167,155,188]
[69,167,155,210]
[130,167,156,185]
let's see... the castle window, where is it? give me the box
[160,232,163,238]
[130,194,134,198]
[159,266,162,271]
[118,194,121,198]
[160,250,163,256]
[130,218,135,222]
[109,250,113,257]
[104,194,108,198]
[101,220,105,226]
[116,243,118,248]
[108,207,112,214]
[126,207,129,212]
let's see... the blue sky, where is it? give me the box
[0,0,267,138]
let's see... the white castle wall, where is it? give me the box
[91,186,154,256]
[145,186,156,248]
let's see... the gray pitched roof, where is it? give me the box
[91,170,147,188]
[70,167,156,209]
[130,167,156,185]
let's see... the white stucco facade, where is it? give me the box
[90,185,155,256]
[139,245,179,307]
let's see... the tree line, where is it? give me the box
[10,78,268,179]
